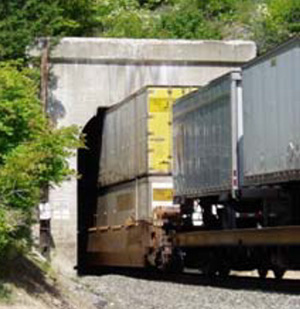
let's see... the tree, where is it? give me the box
[0,0,298,59]
[238,0,300,52]
[92,0,298,52]
[0,0,97,60]
[0,62,82,259]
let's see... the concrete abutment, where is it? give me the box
[31,37,256,273]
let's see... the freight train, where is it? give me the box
[86,37,300,279]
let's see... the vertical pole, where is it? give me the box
[39,38,51,259]
[40,38,49,114]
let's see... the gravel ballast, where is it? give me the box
[81,274,300,309]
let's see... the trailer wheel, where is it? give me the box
[273,267,285,280]
[257,268,268,279]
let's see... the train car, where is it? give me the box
[242,37,300,227]
[86,38,300,279]
[173,37,300,278]
[98,86,196,187]
[173,71,242,228]
[87,86,196,269]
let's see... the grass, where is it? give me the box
[0,281,13,303]
[0,249,60,306]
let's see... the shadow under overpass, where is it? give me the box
[77,107,106,274]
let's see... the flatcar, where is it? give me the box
[87,86,195,270]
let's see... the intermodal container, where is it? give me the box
[96,176,174,226]
[99,86,196,187]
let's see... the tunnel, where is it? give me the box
[77,108,106,274]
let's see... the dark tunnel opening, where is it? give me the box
[77,107,106,274]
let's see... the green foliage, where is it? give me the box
[0,207,25,258]
[0,281,12,302]
[239,0,300,52]
[0,63,82,259]
[91,0,298,52]
[0,0,97,60]
[151,1,222,39]
[93,0,223,39]
[0,62,44,162]
[0,0,87,264]
[0,0,298,59]
[263,0,300,49]
[93,0,149,37]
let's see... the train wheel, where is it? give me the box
[169,248,184,273]
[257,268,268,279]
[154,247,184,273]
[154,248,166,271]
[273,267,286,280]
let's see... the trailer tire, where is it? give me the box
[257,268,268,279]
[273,267,285,280]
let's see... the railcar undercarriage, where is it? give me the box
[87,191,300,280]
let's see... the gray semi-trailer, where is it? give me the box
[173,37,300,229]
[173,71,242,199]
[243,37,300,186]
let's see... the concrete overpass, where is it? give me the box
[33,37,256,272]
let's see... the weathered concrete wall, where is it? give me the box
[38,37,256,271]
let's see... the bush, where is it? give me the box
[0,63,82,261]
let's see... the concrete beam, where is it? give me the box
[32,37,256,64]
